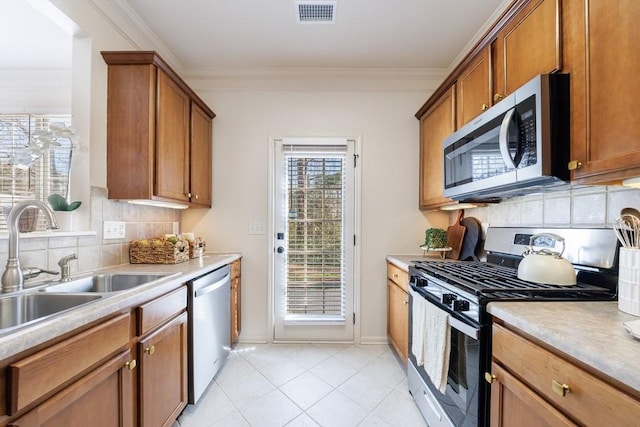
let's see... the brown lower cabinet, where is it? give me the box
[138,313,187,427]
[1,285,189,427]
[488,322,640,426]
[386,262,409,363]
[230,259,242,345]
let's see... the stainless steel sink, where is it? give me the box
[0,293,102,331]
[41,273,173,293]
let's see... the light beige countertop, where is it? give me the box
[488,301,640,394]
[0,252,241,361]
[385,254,443,271]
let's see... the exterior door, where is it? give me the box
[273,138,356,342]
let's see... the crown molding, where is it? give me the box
[185,67,448,92]
[87,0,185,74]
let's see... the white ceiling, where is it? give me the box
[124,0,508,72]
[0,0,510,76]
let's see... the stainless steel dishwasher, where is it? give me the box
[187,264,231,404]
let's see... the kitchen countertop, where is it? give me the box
[385,254,443,271]
[0,252,241,362]
[488,301,640,394]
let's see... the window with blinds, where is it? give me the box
[283,144,347,321]
[0,114,73,232]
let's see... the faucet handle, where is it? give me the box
[22,267,59,280]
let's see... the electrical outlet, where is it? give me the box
[104,221,126,239]
[248,221,266,235]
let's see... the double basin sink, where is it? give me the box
[0,272,176,335]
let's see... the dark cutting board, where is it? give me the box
[459,217,481,261]
[446,210,466,260]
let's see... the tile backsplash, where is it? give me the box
[463,185,640,230]
[0,187,181,282]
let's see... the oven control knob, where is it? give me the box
[453,300,470,312]
[412,277,428,287]
[442,294,456,305]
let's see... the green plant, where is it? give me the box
[47,194,81,211]
[424,228,447,249]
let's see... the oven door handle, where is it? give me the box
[449,316,479,340]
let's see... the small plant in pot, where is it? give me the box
[48,194,81,231]
[423,228,447,249]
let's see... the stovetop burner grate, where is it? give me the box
[411,260,613,299]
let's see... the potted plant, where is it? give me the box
[47,194,81,231]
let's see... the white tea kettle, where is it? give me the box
[517,233,577,286]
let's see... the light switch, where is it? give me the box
[248,221,266,235]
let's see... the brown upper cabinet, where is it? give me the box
[565,0,640,184]
[419,85,457,210]
[102,51,215,208]
[456,47,492,129]
[492,0,562,103]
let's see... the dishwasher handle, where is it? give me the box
[193,273,230,299]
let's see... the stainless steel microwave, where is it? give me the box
[443,74,570,201]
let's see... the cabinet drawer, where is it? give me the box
[137,287,187,336]
[230,260,241,279]
[386,263,408,291]
[8,313,130,415]
[492,323,640,426]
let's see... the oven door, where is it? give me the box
[408,290,488,427]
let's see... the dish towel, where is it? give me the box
[410,288,451,393]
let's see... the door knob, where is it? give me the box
[145,345,155,355]
[276,246,284,254]
[125,359,137,370]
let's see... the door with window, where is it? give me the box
[273,138,355,342]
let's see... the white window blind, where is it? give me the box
[282,143,347,320]
[0,114,73,232]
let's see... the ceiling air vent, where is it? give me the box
[296,1,337,24]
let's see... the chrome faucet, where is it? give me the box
[1,200,59,293]
[58,253,77,282]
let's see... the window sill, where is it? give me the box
[0,230,97,239]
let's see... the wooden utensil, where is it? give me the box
[459,217,481,261]
[445,210,467,260]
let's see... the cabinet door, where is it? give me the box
[489,362,576,427]
[139,313,187,427]
[456,47,492,128]
[419,85,457,210]
[567,0,640,183]
[9,351,135,427]
[156,69,191,203]
[190,102,213,207]
[387,280,408,363]
[492,0,561,102]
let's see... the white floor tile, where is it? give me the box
[211,410,250,427]
[280,371,333,410]
[179,344,427,427]
[307,390,369,427]
[216,368,276,408]
[368,389,427,426]
[309,356,358,388]
[239,389,302,427]
[286,413,321,427]
[338,371,394,411]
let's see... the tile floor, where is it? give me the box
[176,343,428,427]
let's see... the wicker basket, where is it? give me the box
[129,238,189,264]
[188,238,206,259]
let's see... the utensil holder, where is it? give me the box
[618,248,640,316]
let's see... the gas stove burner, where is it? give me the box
[411,259,615,300]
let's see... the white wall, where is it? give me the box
[181,88,448,342]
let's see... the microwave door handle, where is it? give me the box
[499,108,518,169]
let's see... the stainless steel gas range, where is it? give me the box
[407,227,619,427]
